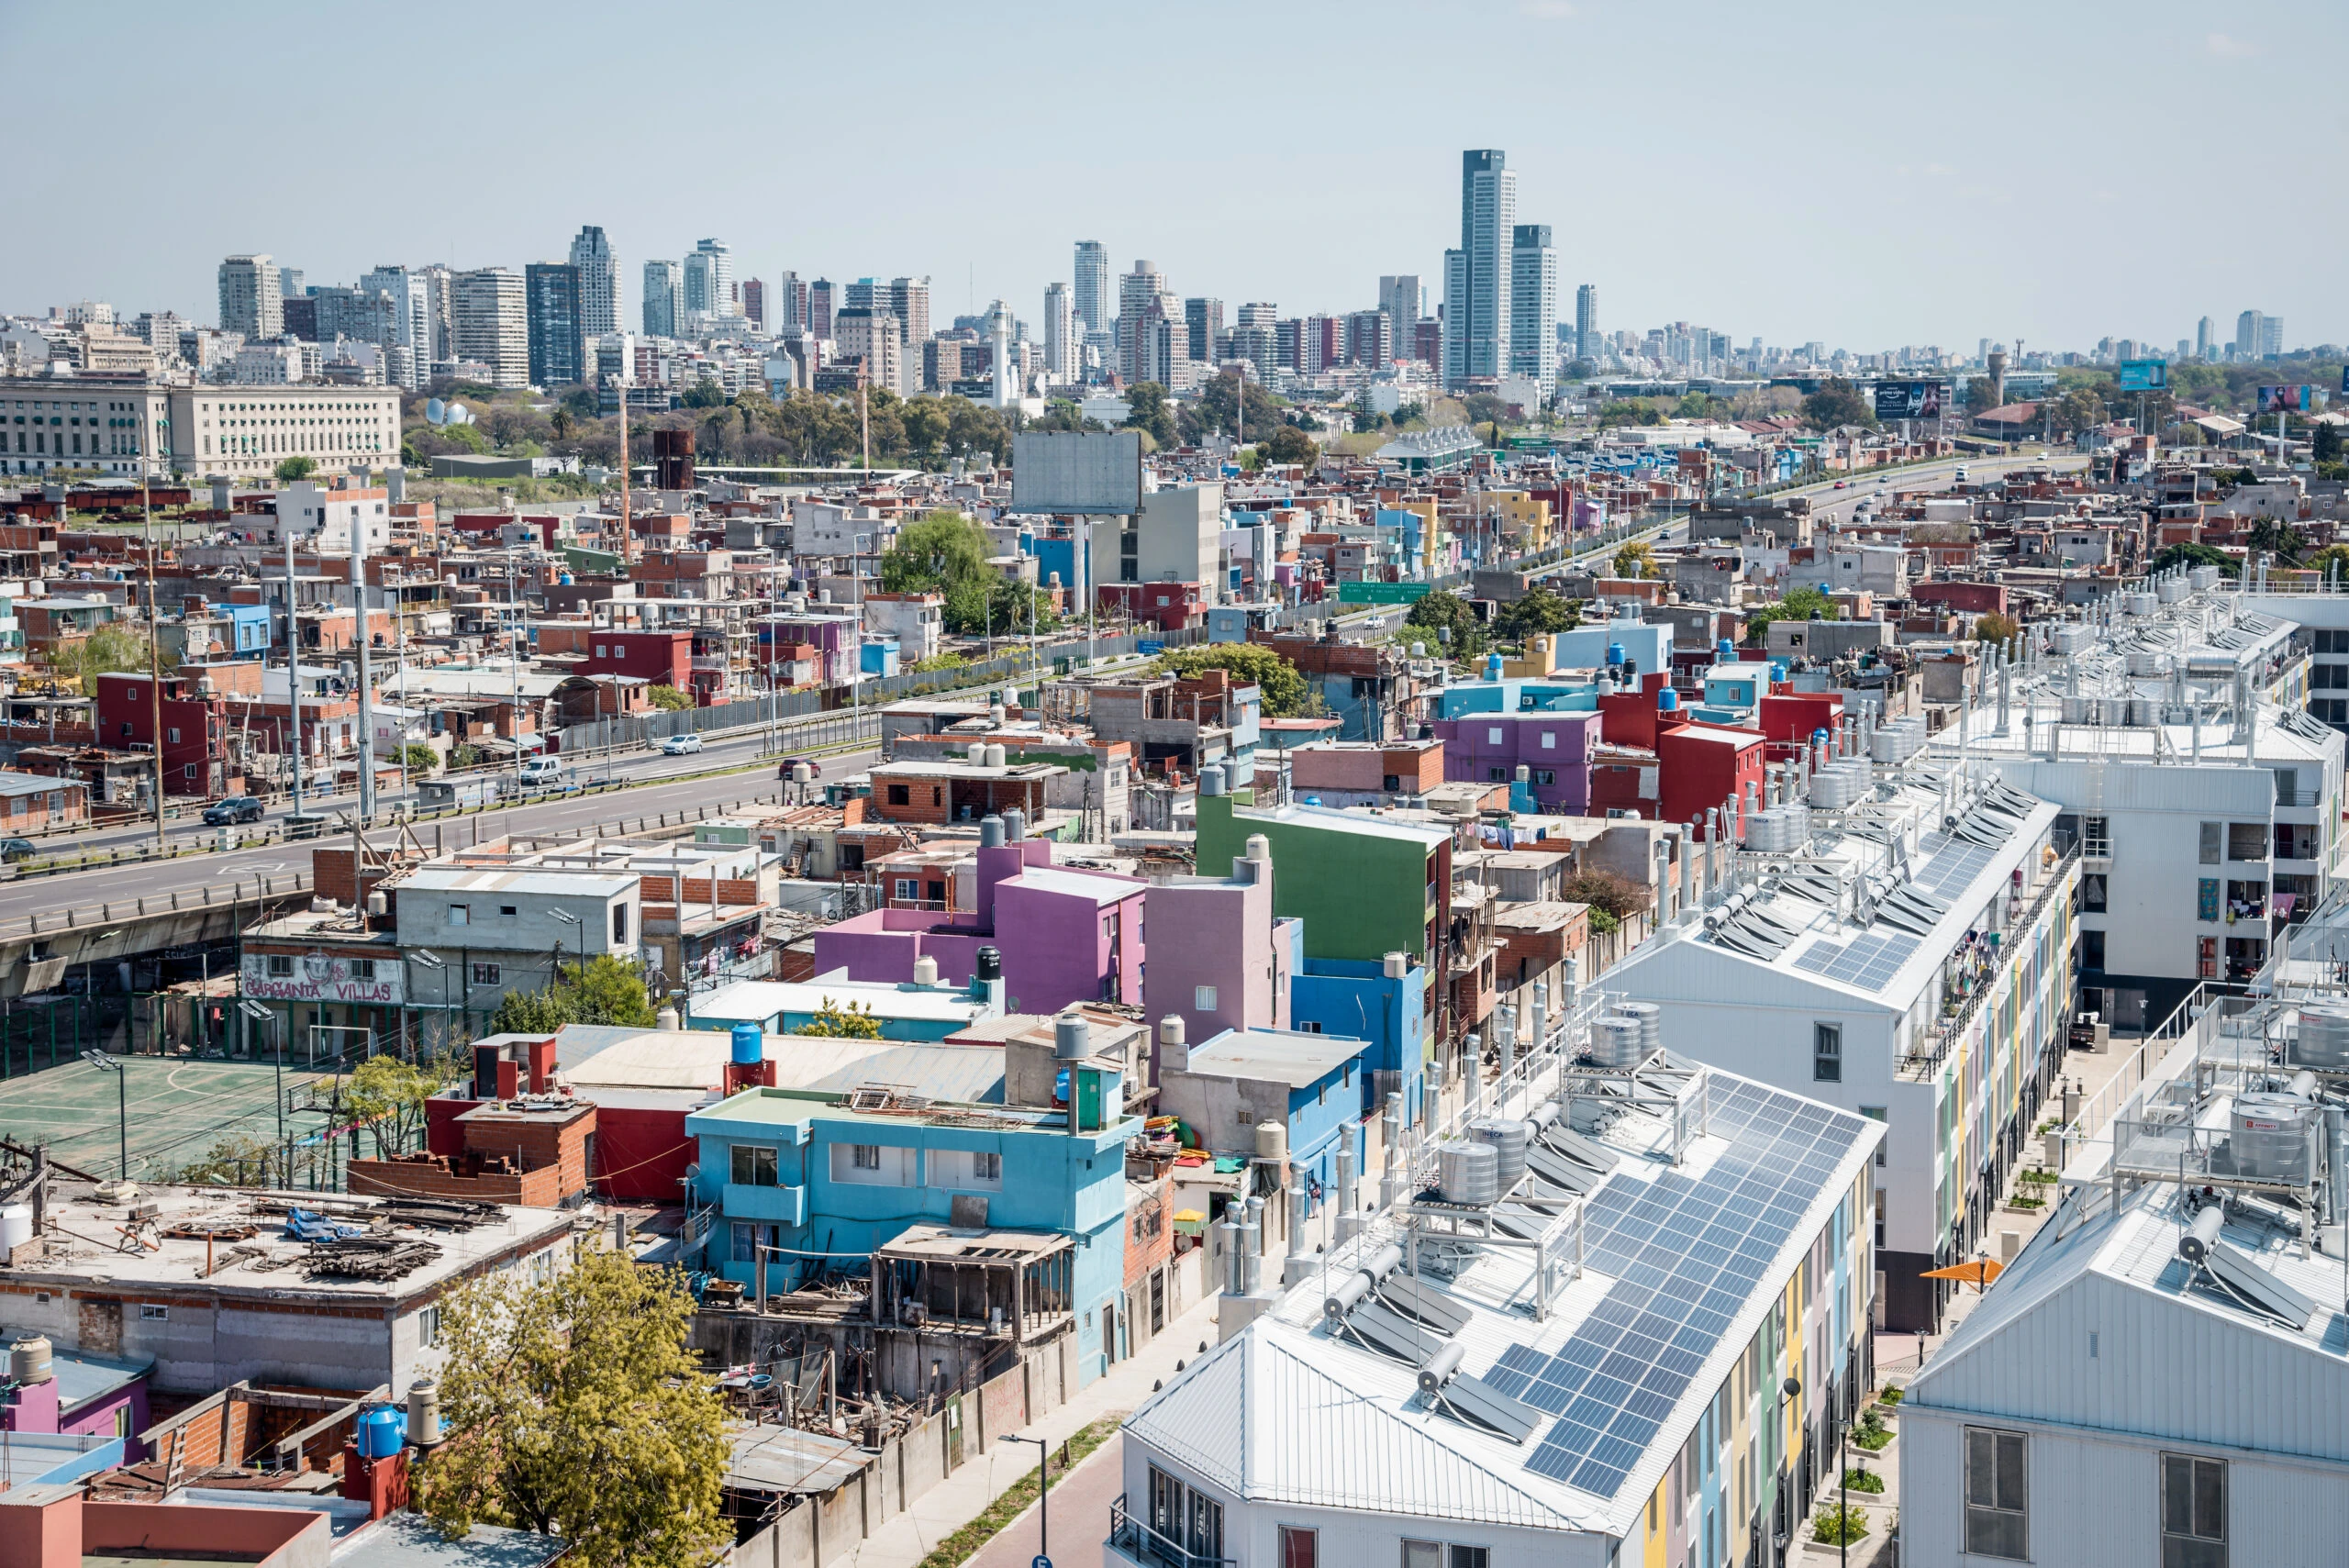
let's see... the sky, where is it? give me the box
[5,0,2344,356]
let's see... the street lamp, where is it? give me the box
[546,910,582,992]
[1775,1375,1802,1564]
[81,1051,127,1180]
[999,1433,1052,1567]
[411,950,448,1060]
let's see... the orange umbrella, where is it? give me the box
[1920,1258,2004,1291]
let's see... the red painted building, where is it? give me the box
[1587,718,1766,840]
[94,671,230,798]
[1098,580,1207,633]
[578,628,694,691]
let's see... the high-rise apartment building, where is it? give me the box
[830,307,901,393]
[1345,309,1392,369]
[1299,316,1343,375]
[1182,297,1223,364]
[683,239,735,321]
[1043,282,1074,385]
[1508,224,1558,384]
[453,267,529,388]
[217,255,283,341]
[525,261,584,387]
[2235,310,2265,360]
[1377,274,1422,355]
[358,267,432,389]
[742,279,766,329]
[1575,283,1598,361]
[1442,150,1514,385]
[1234,302,1277,330]
[2260,316,2284,356]
[1073,241,1110,339]
[2195,316,2214,358]
[277,267,305,302]
[1118,261,1176,385]
[568,226,619,338]
[417,265,457,361]
[777,272,809,332]
[807,279,836,340]
[886,278,930,352]
[642,261,682,339]
[1228,324,1277,385]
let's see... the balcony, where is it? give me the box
[1108,1496,1235,1568]
[1909,841,2078,1076]
[722,1182,806,1226]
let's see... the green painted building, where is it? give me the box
[1194,783,1452,964]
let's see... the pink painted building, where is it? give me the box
[813,816,1146,1013]
[1140,834,1300,1065]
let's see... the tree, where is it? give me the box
[402,743,440,774]
[1742,585,1838,646]
[1259,425,1319,468]
[1963,376,2001,412]
[1153,643,1311,719]
[2316,423,2344,465]
[1612,540,1656,580]
[679,379,729,409]
[1404,589,1485,660]
[1121,383,1178,446]
[797,997,882,1039]
[340,1055,442,1158]
[1562,869,1650,923]
[488,987,573,1036]
[1972,612,2021,646]
[562,955,658,1027]
[55,622,160,684]
[1595,399,1658,429]
[414,1249,729,1567]
[1493,586,1580,640]
[274,455,317,484]
[1673,392,1712,420]
[549,406,574,443]
[2247,517,2307,565]
[2305,544,2349,584]
[1189,372,1284,443]
[1800,377,1875,430]
[884,510,994,594]
[647,685,693,711]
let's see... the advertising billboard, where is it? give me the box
[2257,385,2316,415]
[1872,381,1943,420]
[2116,359,2168,392]
[1008,430,1143,515]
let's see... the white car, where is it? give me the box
[518,756,563,784]
[660,732,703,756]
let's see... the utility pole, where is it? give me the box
[139,460,165,852]
[285,529,305,815]
[351,499,376,823]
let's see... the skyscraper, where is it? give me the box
[683,239,735,321]
[886,278,930,353]
[2234,310,2264,361]
[1073,241,1110,339]
[1184,297,1223,363]
[218,254,283,340]
[1442,150,1514,385]
[2195,316,2213,359]
[742,279,765,330]
[453,267,529,389]
[1575,284,1598,361]
[568,226,619,338]
[1043,282,1074,384]
[778,272,809,332]
[807,280,836,340]
[525,261,584,386]
[2260,316,2284,357]
[359,266,432,389]
[1118,261,1176,385]
[1377,275,1422,356]
[642,261,681,339]
[1508,223,1558,384]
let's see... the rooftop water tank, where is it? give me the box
[1589,1016,1644,1068]
[1254,1119,1288,1163]
[1616,1001,1662,1058]
[974,946,1002,981]
[8,1333,50,1385]
[0,1204,32,1252]
[1438,1140,1499,1206]
[1658,688,1679,711]
[979,814,1006,848]
[406,1377,440,1445]
[1608,642,1626,668]
[1054,1010,1091,1059]
[1717,639,1735,661]
[2232,1093,2316,1183]
[1470,1118,1531,1192]
[912,954,940,987]
[355,1406,406,1461]
[729,1022,762,1066]
[1004,808,1027,841]
[985,743,1008,768]
[2294,1005,2349,1072]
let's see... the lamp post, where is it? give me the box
[81,1051,127,1179]
[1775,1374,1802,1568]
[410,950,447,1064]
[1000,1433,1052,1567]
[547,909,582,995]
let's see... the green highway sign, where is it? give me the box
[1338,581,1434,605]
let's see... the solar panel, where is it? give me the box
[1501,1082,1876,1503]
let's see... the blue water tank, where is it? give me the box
[558,572,574,585]
[1768,661,1788,683]
[1658,688,1679,711]
[1486,653,1505,680]
[1607,642,1626,667]
[1812,728,1831,745]
[1716,638,1735,661]
[355,1406,406,1460]
[729,1022,763,1066]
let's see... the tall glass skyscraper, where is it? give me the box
[643,260,682,339]
[1509,224,1558,384]
[1073,241,1110,339]
[1442,150,1514,386]
[568,225,619,337]
[1575,284,1598,361]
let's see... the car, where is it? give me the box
[1954,466,1970,483]
[0,838,37,862]
[660,732,704,756]
[777,756,824,780]
[203,796,265,827]
[518,756,564,785]
[1831,481,1848,490]
[284,812,330,840]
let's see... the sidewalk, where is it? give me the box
[838,1293,1221,1568]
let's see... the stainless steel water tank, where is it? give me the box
[1438,1141,1499,1206]
[1470,1119,1531,1192]
[1589,1016,1644,1068]
[2232,1093,2316,1183]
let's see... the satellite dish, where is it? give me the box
[425,398,446,426]
[448,402,470,426]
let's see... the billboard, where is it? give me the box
[1872,381,1943,420]
[1008,430,1143,515]
[2116,359,2168,392]
[2257,384,2316,414]
[1337,581,1433,605]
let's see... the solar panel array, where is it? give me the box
[1916,840,1995,895]
[1484,1082,1872,1501]
[1791,930,1920,988]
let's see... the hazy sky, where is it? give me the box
[6,0,2343,354]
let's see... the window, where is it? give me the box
[166,727,181,744]
[895,878,920,900]
[1540,731,1556,750]
[417,1305,441,1347]
[266,954,294,978]
[851,1143,881,1170]
[1532,769,1555,786]
[139,1303,168,1321]
[613,904,629,944]
[1194,984,1217,1010]
[731,1144,779,1187]
[2161,1452,2226,1568]
[972,1151,1001,1181]
[471,962,501,985]
[2199,821,2222,863]
[448,903,471,926]
[1279,1529,1317,1568]
[2081,873,2107,913]
[2198,878,2220,923]
[1401,1544,1440,1568]
[1447,1550,1487,1568]
[1488,767,1508,783]
[886,784,910,806]
[1964,1426,2028,1560]
[499,905,518,918]
[1861,1105,1887,1166]
[350,959,375,981]
[1813,1022,1842,1082]
[2083,929,2105,970]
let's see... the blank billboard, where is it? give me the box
[1010,431,1142,515]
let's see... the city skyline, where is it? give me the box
[1,1,2343,352]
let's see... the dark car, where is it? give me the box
[203,796,265,827]
[284,812,331,840]
[0,838,37,862]
[777,756,824,780]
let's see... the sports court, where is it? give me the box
[0,1056,330,1182]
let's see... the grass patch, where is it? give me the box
[1812,1504,1871,1545]
[1842,1468,1886,1495]
[916,1416,1122,1568]
[1880,1385,1903,1406]
[1854,1426,1895,1452]
[2008,1195,2045,1209]
[2017,1168,2058,1184]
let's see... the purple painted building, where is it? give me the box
[758,611,861,684]
[0,1341,151,1451]
[814,822,1145,1014]
[1141,834,1301,1065]
[1432,708,1601,814]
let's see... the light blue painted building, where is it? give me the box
[1289,956,1429,1125]
[687,973,1000,1041]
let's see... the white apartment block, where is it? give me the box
[452,267,529,389]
